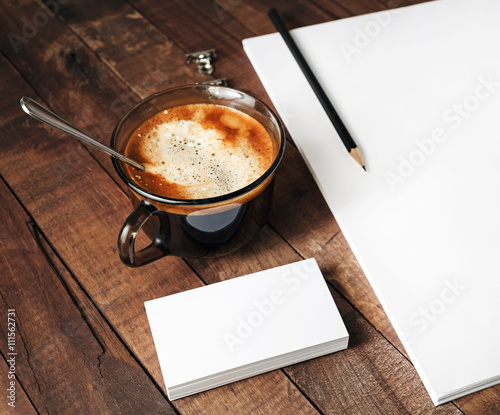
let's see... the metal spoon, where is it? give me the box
[20,97,144,171]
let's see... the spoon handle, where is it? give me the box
[20,97,144,171]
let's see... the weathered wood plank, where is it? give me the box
[0,178,175,414]
[128,0,261,90]
[326,0,389,16]
[199,0,349,36]
[456,387,500,415]
[287,287,462,415]
[58,0,204,94]
[175,368,319,415]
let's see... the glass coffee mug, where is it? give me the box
[111,85,285,267]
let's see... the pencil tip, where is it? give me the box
[349,147,366,171]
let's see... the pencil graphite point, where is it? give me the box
[349,147,366,171]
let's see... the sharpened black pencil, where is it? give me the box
[268,8,366,171]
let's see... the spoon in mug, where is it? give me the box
[20,97,145,171]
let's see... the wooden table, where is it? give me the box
[1,0,499,413]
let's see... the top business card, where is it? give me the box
[145,258,349,399]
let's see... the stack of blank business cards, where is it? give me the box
[145,258,349,400]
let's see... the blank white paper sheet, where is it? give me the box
[243,0,500,405]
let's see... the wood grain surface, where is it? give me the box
[1,0,499,414]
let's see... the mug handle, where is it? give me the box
[118,201,169,267]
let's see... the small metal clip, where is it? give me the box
[196,78,228,87]
[185,49,217,75]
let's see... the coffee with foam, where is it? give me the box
[124,103,274,199]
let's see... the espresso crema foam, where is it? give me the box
[124,103,274,199]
